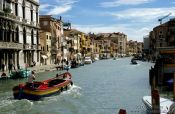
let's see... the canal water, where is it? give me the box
[0,57,154,114]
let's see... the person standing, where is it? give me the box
[8,63,13,73]
[1,63,5,72]
[27,70,36,87]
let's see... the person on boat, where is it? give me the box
[27,70,36,87]
[56,73,63,79]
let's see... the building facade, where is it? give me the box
[0,0,40,71]
[39,31,52,65]
[39,15,63,64]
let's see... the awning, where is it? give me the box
[41,55,48,59]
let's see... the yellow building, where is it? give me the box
[39,31,52,65]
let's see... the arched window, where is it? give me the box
[30,4,33,22]
[31,29,34,44]
[36,30,39,44]
[15,2,18,16]
[15,27,19,42]
[22,1,25,19]
[23,28,26,44]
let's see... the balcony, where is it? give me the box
[30,21,34,26]
[23,44,30,50]
[31,44,37,50]
[22,18,27,23]
[0,42,23,49]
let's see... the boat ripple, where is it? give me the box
[0,98,33,114]
[37,84,82,104]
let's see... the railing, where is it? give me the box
[31,44,37,50]
[22,18,27,23]
[30,21,34,26]
[23,43,30,50]
[0,42,23,49]
[0,12,20,21]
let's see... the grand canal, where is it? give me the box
[0,57,154,114]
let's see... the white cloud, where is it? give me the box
[40,4,51,11]
[40,0,78,15]
[100,0,153,8]
[72,24,151,42]
[109,7,175,22]
[47,5,72,15]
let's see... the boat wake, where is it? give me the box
[0,96,33,114]
[62,85,82,97]
[37,84,82,104]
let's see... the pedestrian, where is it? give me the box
[17,63,20,70]
[1,63,5,72]
[27,70,36,88]
[8,63,13,73]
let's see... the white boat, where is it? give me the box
[84,57,92,64]
[142,96,174,114]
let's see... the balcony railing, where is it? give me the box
[0,42,23,49]
[22,18,27,23]
[31,44,37,50]
[23,43,30,50]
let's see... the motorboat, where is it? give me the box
[10,69,31,79]
[131,59,137,64]
[12,72,73,100]
[84,57,92,64]
[142,96,173,114]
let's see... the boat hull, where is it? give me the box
[13,72,73,100]
[142,96,174,114]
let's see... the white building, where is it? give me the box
[0,0,40,70]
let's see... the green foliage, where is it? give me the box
[3,8,11,14]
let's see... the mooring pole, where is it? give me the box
[118,109,126,114]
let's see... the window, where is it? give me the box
[15,27,19,42]
[36,12,38,23]
[36,31,39,44]
[3,0,5,10]
[31,9,33,21]
[47,45,48,51]
[23,28,26,44]
[37,51,39,62]
[31,30,34,44]
[22,1,25,19]
[22,6,25,19]
[15,3,18,16]
[47,35,48,39]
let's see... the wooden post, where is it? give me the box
[173,72,175,101]
[118,109,126,114]
[151,72,160,114]
[152,89,160,114]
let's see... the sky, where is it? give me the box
[39,0,175,42]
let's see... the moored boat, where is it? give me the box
[142,96,173,114]
[131,59,137,64]
[12,72,73,100]
[10,69,32,79]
